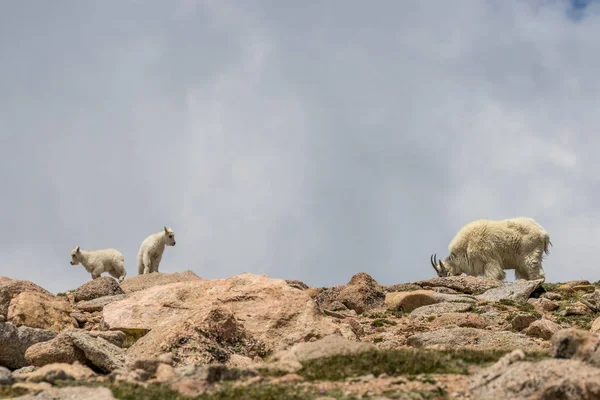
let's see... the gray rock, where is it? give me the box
[410,302,473,318]
[406,327,550,352]
[476,279,544,303]
[69,331,126,372]
[76,294,127,312]
[0,365,13,385]
[411,276,502,294]
[265,334,377,372]
[0,322,56,369]
[526,319,560,340]
[24,332,87,367]
[73,277,125,303]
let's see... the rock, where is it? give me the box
[572,285,596,293]
[266,334,376,373]
[0,365,13,385]
[541,292,562,301]
[73,277,125,303]
[87,330,126,348]
[70,312,87,325]
[335,273,385,314]
[24,332,87,367]
[430,313,487,329]
[539,298,559,312]
[12,366,38,381]
[385,283,421,293]
[0,280,52,318]
[25,362,96,384]
[155,363,176,383]
[558,284,574,294]
[565,280,591,287]
[119,270,201,294]
[510,313,537,331]
[526,319,560,340]
[470,354,600,400]
[430,287,459,294]
[76,294,127,312]
[562,302,593,316]
[314,286,345,311]
[409,302,473,318]
[591,317,600,333]
[552,328,600,366]
[69,331,127,372]
[411,276,502,294]
[385,290,475,313]
[104,273,341,366]
[406,327,550,352]
[285,280,309,290]
[476,279,544,303]
[0,322,56,369]
[11,386,117,400]
[7,292,78,332]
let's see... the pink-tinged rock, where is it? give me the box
[526,319,560,340]
[7,292,78,332]
[103,273,342,366]
[0,280,52,318]
[119,270,202,294]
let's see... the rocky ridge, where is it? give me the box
[0,272,599,399]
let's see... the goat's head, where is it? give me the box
[70,246,81,265]
[430,253,454,277]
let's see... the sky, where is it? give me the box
[1,0,600,294]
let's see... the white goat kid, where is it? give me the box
[137,226,176,275]
[70,246,127,282]
[431,217,551,282]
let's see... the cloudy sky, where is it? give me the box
[1,0,599,294]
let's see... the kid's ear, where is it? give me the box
[76,246,80,253]
[164,226,169,233]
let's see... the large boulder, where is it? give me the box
[335,273,385,314]
[7,292,78,332]
[406,327,550,352]
[0,279,52,318]
[76,294,127,313]
[119,270,202,294]
[24,331,87,367]
[385,290,475,313]
[73,277,125,302]
[476,279,545,303]
[11,386,116,400]
[69,331,127,373]
[0,322,56,369]
[470,350,600,400]
[103,273,342,366]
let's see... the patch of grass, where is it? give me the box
[0,386,28,399]
[460,304,486,314]
[371,318,397,327]
[56,292,67,297]
[382,388,448,400]
[497,299,541,318]
[542,283,563,293]
[297,348,545,381]
[52,381,362,400]
[556,313,596,330]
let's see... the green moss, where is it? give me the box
[119,328,150,348]
[297,348,543,381]
[427,315,436,322]
[371,319,397,327]
[0,386,29,399]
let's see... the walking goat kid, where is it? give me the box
[430,217,551,281]
[70,246,127,282]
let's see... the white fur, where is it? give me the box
[137,226,176,275]
[70,246,127,282]
[431,217,551,281]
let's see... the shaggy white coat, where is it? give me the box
[70,246,127,282]
[137,226,176,275]
[431,217,551,281]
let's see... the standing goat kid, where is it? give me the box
[431,217,551,281]
[137,226,176,275]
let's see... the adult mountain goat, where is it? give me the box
[430,217,551,281]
